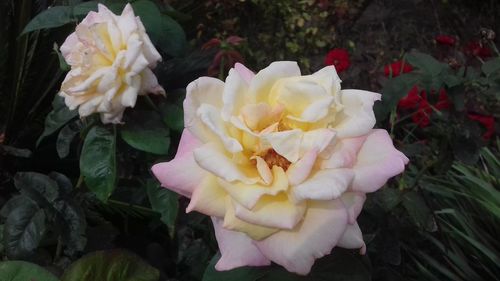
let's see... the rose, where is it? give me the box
[59,4,164,124]
[324,48,350,73]
[152,62,408,275]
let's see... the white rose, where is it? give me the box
[59,3,164,124]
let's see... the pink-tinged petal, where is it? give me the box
[256,199,349,275]
[351,129,409,193]
[291,169,354,203]
[234,63,255,84]
[233,193,306,230]
[80,11,103,26]
[340,192,366,224]
[60,33,79,59]
[253,156,273,184]
[184,77,225,143]
[320,135,367,169]
[337,222,366,254]
[286,150,318,186]
[211,217,271,271]
[186,175,226,217]
[300,129,336,156]
[151,130,206,198]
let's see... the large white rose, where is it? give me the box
[59,3,164,124]
[152,62,408,275]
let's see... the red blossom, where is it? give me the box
[435,89,451,110]
[398,86,421,110]
[435,35,456,46]
[384,61,413,77]
[468,113,495,140]
[398,87,451,127]
[324,48,350,73]
[464,41,492,58]
[412,99,432,128]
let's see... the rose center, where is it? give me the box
[261,149,291,171]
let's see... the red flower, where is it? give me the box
[412,99,432,128]
[397,87,451,128]
[435,35,456,46]
[435,89,451,110]
[468,113,495,140]
[384,61,413,77]
[398,86,421,109]
[464,41,492,58]
[324,48,350,73]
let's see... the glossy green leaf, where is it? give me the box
[121,110,170,155]
[57,120,82,159]
[22,6,74,35]
[375,73,419,120]
[481,57,500,76]
[4,200,46,259]
[0,195,32,220]
[72,1,99,18]
[402,191,435,231]
[54,200,87,256]
[0,261,59,281]
[61,249,159,281]
[406,52,446,77]
[48,172,74,198]
[37,95,78,146]
[80,126,117,202]
[14,172,59,203]
[131,0,186,57]
[146,180,178,237]
[160,103,184,132]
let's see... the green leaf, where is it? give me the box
[481,58,500,76]
[80,126,117,202]
[22,6,74,35]
[406,52,446,77]
[160,103,184,131]
[72,1,99,18]
[61,249,159,281]
[146,180,178,237]
[0,261,59,281]
[131,0,186,57]
[375,73,419,120]
[48,172,74,198]
[0,225,4,254]
[14,172,59,203]
[121,110,170,155]
[54,201,87,256]
[1,195,32,220]
[0,145,32,158]
[203,249,371,281]
[402,191,435,231]
[37,95,78,146]
[4,200,46,259]
[57,120,82,159]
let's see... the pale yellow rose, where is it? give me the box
[152,62,408,275]
[59,3,164,124]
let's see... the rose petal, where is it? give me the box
[222,67,250,120]
[256,199,348,275]
[286,150,318,186]
[351,129,409,192]
[218,166,287,209]
[151,130,206,198]
[184,77,225,143]
[234,62,255,84]
[233,192,306,230]
[186,175,226,217]
[249,61,301,103]
[291,168,354,202]
[340,192,366,224]
[211,217,270,271]
[193,143,257,184]
[261,130,302,163]
[337,222,366,254]
[334,89,381,138]
[223,198,278,240]
[197,103,243,153]
[320,135,367,169]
